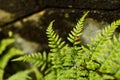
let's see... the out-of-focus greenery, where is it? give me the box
[0,33,33,80]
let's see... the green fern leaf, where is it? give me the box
[12,52,50,68]
[46,20,66,53]
[86,19,120,68]
[90,19,120,50]
[67,11,89,45]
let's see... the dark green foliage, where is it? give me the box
[13,12,120,80]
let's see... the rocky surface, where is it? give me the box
[0,0,120,52]
[0,0,120,26]
[43,0,120,10]
[0,0,39,26]
[0,10,14,25]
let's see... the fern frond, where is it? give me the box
[85,19,120,65]
[71,19,120,80]
[99,35,120,74]
[87,35,120,79]
[90,19,120,51]
[46,20,66,53]
[80,32,120,79]
[67,11,89,45]
[73,35,120,80]
[12,51,50,68]
[89,19,120,60]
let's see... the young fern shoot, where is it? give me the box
[67,11,89,46]
[46,20,66,53]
